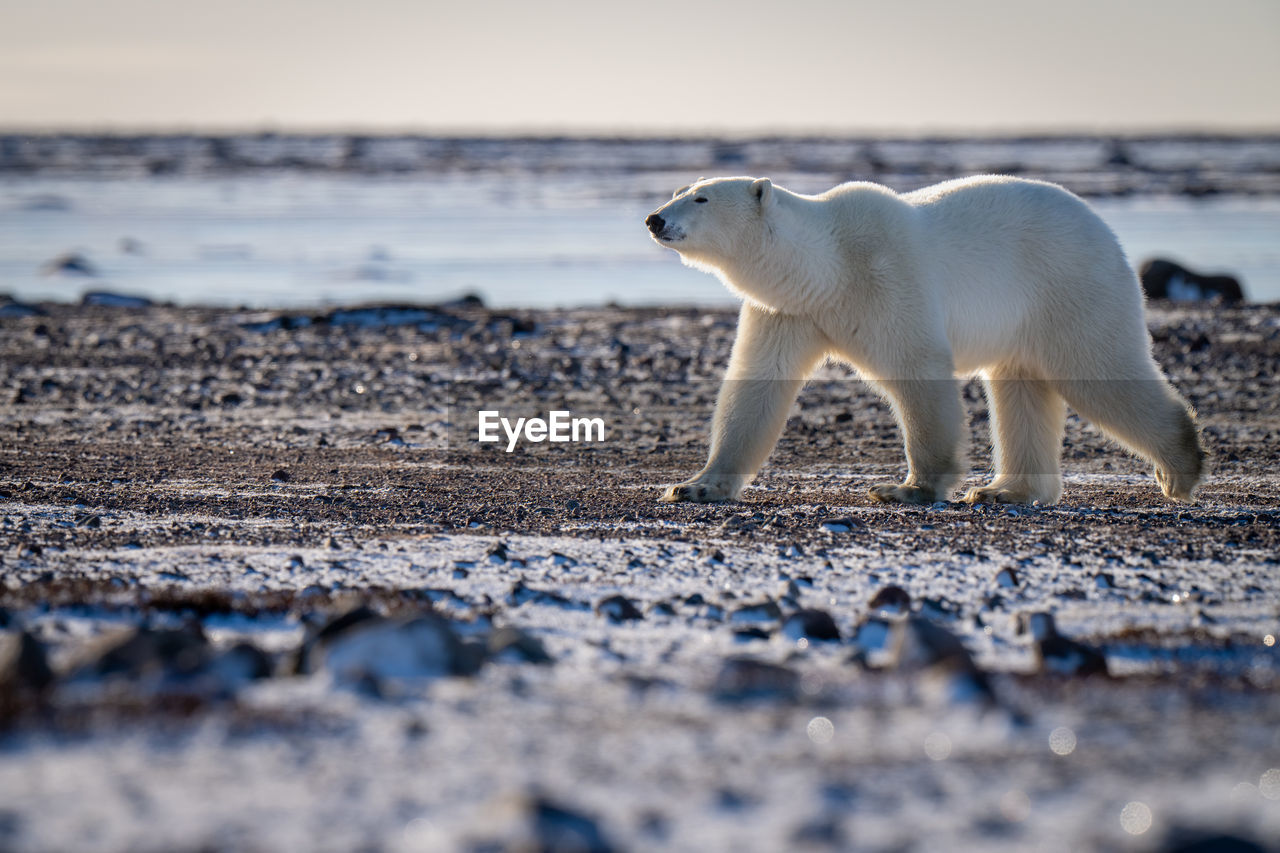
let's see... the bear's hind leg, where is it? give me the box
[1051,376,1205,501]
[964,373,1065,505]
[868,375,964,505]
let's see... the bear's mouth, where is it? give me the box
[653,227,685,244]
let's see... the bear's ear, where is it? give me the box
[674,184,691,199]
[751,178,774,207]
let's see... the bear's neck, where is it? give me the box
[715,196,843,316]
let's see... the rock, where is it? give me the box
[70,623,269,697]
[819,517,859,533]
[848,618,897,666]
[733,626,772,642]
[994,567,1019,588]
[897,618,997,705]
[487,626,553,664]
[77,623,210,681]
[1140,257,1244,303]
[0,630,55,693]
[918,597,958,621]
[487,541,510,564]
[208,642,272,685]
[646,600,677,617]
[270,469,291,482]
[1020,612,1109,677]
[293,606,383,674]
[81,291,153,308]
[596,595,643,623]
[790,816,848,847]
[313,614,474,684]
[42,252,97,277]
[867,585,911,617]
[0,301,42,318]
[712,656,799,703]
[782,609,841,642]
[508,581,587,611]
[729,599,782,624]
[1161,830,1267,853]
[528,796,617,853]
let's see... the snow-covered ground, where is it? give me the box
[2,300,1279,851]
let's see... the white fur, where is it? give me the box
[650,175,1205,505]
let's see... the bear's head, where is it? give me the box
[645,176,774,271]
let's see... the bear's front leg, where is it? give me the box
[867,370,964,505]
[660,303,829,504]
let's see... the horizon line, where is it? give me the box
[3,123,1280,140]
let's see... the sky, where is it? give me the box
[1,0,1277,134]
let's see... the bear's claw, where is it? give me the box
[867,483,935,505]
[962,484,1057,505]
[659,481,736,504]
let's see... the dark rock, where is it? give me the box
[78,623,210,680]
[294,606,382,674]
[42,252,97,277]
[712,656,799,703]
[487,626,553,664]
[596,595,643,623]
[0,301,42,318]
[1162,830,1267,853]
[81,291,153,308]
[868,585,911,616]
[790,816,848,847]
[508,581,587,611]
[733,626,772,642]
[528,796,616,853]
[782,609,841,642]
[1140,258,1244,303]
[729,599,782,624]
[0,630,55,692]
[1020,612,1109,677]
[646,600,677,617]
[270,469,291,482]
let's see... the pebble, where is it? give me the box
[782,609,841,642]
[315,614,478,683]
[646,600,677,617]
[733,626,772,642]
[711,656,799,703]
[528,796,617,853]
[0,630,55,693]
[867,586,911,616]
[729,599,782,624]
[487,626,553,665]
[596,595,644,623]
[1021,612,1109,677]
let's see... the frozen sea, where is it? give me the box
[2,135,1279,308]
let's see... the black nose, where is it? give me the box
[646,214,665,234]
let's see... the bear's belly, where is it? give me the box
[942,289,1032,373]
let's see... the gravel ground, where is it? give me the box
[1,298,1279,852]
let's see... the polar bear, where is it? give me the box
[645,175,1204,505]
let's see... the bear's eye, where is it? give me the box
[694,196,708,204]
